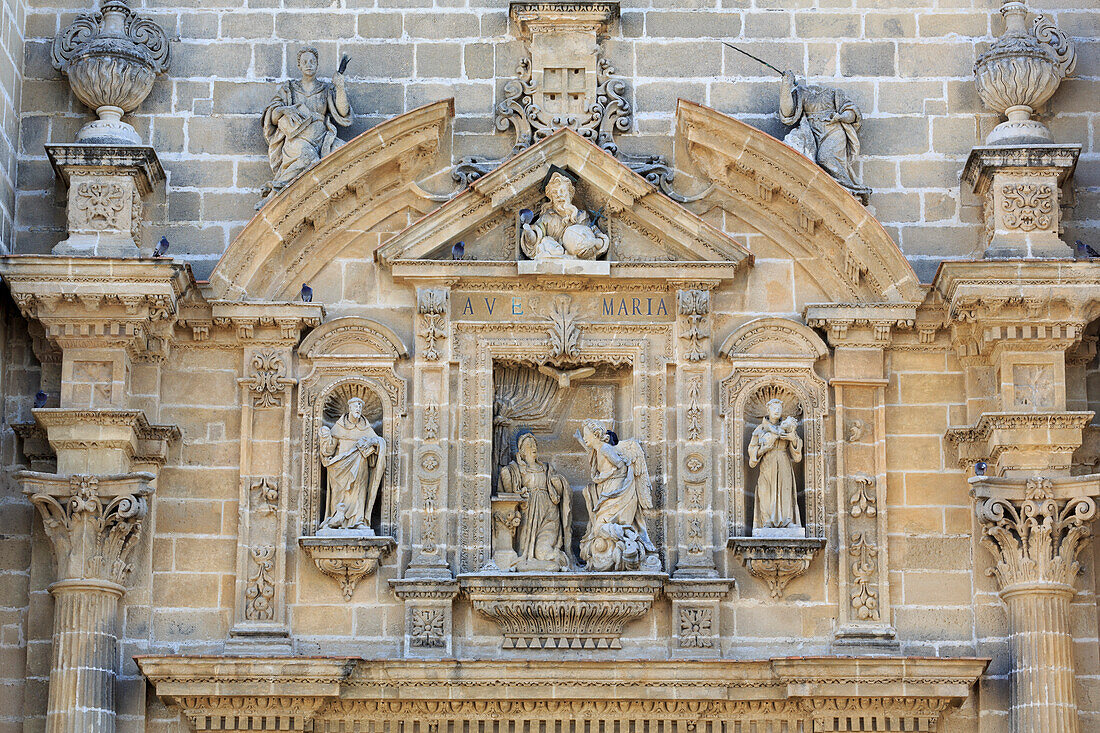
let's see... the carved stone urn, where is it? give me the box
[975,0,1076,145]
[52,0,170,145]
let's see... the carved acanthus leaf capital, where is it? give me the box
[972,475,1100,593]
[19,471,154,588]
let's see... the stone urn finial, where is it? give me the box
[975,0,1076,145]
[52,0,170,146]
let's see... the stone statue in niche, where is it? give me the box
[577,419,661,572]
[520,170,610,262]
[260,47,352,204]
[318,397,386,536]
[500,432,572,572]
[748,398,804,536]
[779,71,870,200]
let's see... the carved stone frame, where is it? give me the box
[452,314,673,574]
[296,318,409,540]
[718,318,829,597]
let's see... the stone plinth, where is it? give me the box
[962,145,1080,259]
[459,572,665,649]
[46,144,165,257]
[390,578,459,658]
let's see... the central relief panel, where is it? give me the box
[452,291,673,649]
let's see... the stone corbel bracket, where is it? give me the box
[803,302,918,347]
[299,536,397,600]
[459,572,666,649]
[729,537,826,599]
[176,300,325,348]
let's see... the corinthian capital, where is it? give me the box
[20,471,154,588]
[973,475,1098,593]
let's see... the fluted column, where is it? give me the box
[974,476,1098,733]
[20,472,153,733]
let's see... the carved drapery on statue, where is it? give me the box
[520,170,610,263]
[260,47,352,203]
[297,318,406,599]
[748,397,804,534]
[318,396,386,535]
[779,72,869,201]
[497,432,573,572]
[578,419,661,572]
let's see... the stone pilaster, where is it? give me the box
[673,285,718,578]
[407,286,453,579]
[972,475,1099,733]
[19,472,153,733]
[806,304,916,646]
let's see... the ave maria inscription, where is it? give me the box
[453,292,672,321]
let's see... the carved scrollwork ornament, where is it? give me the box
[248,350,290,408]
[677,290,710,362]
[417,289,448,361]
[976,478,1097,591]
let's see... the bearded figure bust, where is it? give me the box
[521,171,610,262]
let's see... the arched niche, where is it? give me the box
[297,317,408,538]
[718,318,829,540]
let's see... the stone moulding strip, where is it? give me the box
[136,656,989,720]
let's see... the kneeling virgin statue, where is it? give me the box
[500,432,572,572]
[748,398,803,533]
[318,397,386,535]
[576,419,661,572]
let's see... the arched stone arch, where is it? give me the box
[676,100,925,305]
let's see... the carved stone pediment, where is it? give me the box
[377,128,752,282]
[459,572,665,649]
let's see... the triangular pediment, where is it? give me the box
[376,128,752,281]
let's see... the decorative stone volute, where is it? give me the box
[971,474,1099,733]
[975,1,1075,146]
[20,471,153,588]
[52,0,171,145]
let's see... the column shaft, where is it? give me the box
[1004,584,1078,733]
[47,580,123,733]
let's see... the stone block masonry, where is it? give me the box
[9,1,1099,280]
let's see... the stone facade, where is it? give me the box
[0,2,1098,733]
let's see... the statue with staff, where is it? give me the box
[725,44,870,201]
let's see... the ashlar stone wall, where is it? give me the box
[13,0,1100,280]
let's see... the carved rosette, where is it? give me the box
[974,1,1075,144]
[299,536,397,600]
[460,573,665,649]
[52,0,171,145]
[730,537,826,599]
[21,471,153,587]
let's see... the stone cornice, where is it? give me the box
[137,655,988,699]
[962,144,1081,195]
[46,143,164,195]
[945,411,1094,471]
[176,300,325,347]
[803,303,919,347]
[510,2,619,37]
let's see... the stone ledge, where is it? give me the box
[729,536,826,600]
[458,571,666,649]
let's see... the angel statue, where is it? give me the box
[260,48,352,205]
[520,170,610,261]
[318,397,386,535]
[500,432,572,572]
[779,70,869,199]
[576,419,661,572]
[748,398,803,533]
